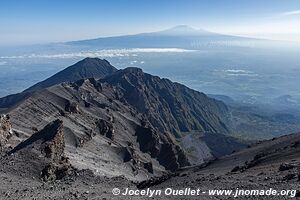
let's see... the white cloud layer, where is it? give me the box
[213,69,258,77]
[224,69,258,77]
[0,48,195,59]
[280,10,300,16]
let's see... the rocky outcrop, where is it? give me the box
[123,144,154,174]
[96,119,114,140]
[0,114,13,150]
[41,162,70,181]
[135,126,160,156]
[115,123,190,173]
[10,120,71,181]
[157,142,190,171]
[65,101,80,113]
[135,125,190,171]
[40,120,65,162]
[38,120,71,181]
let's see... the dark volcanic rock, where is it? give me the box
[279,163,297,171]
[41,120,65,162]
[135,125,160,156]
[282,173,296,181]
[97,119,114,140]
[0,114,13,150]
[158,142,190,171]
[65,101,80,114]
[135,125,190,171]
[41,162,70,181]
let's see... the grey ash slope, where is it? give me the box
[0,58,117,109]
[4,74,193,180]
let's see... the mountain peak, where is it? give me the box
[77,57,110,66]
[160,25,210,35]
[24,57,117,92]
[170,25,196,31]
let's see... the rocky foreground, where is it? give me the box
[0,128,299,199]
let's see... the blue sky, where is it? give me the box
[1,0,300,44]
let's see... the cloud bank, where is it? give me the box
[224,69,258,77]
[0,48,195,59]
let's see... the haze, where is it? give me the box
[1,0,300,45]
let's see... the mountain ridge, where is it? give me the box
[100,67,230,136]
[0,58,247,181]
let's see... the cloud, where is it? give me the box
[225,69,248,73]
[226,73,258,77]
[130,60,138,65]
[216,69,259,77]
[226,69,258,77]
[279,10,300,16]
[0,48,195,59]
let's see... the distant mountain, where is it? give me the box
[272,95,300,107]
[153,25,215,36]
[0,58,117,109]
[66,25,259,49]
[207,94,236,105]
[209,94,300,140]
[207,93,300,140]
[25,57,117,92]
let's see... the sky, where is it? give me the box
[1,0,300,45]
